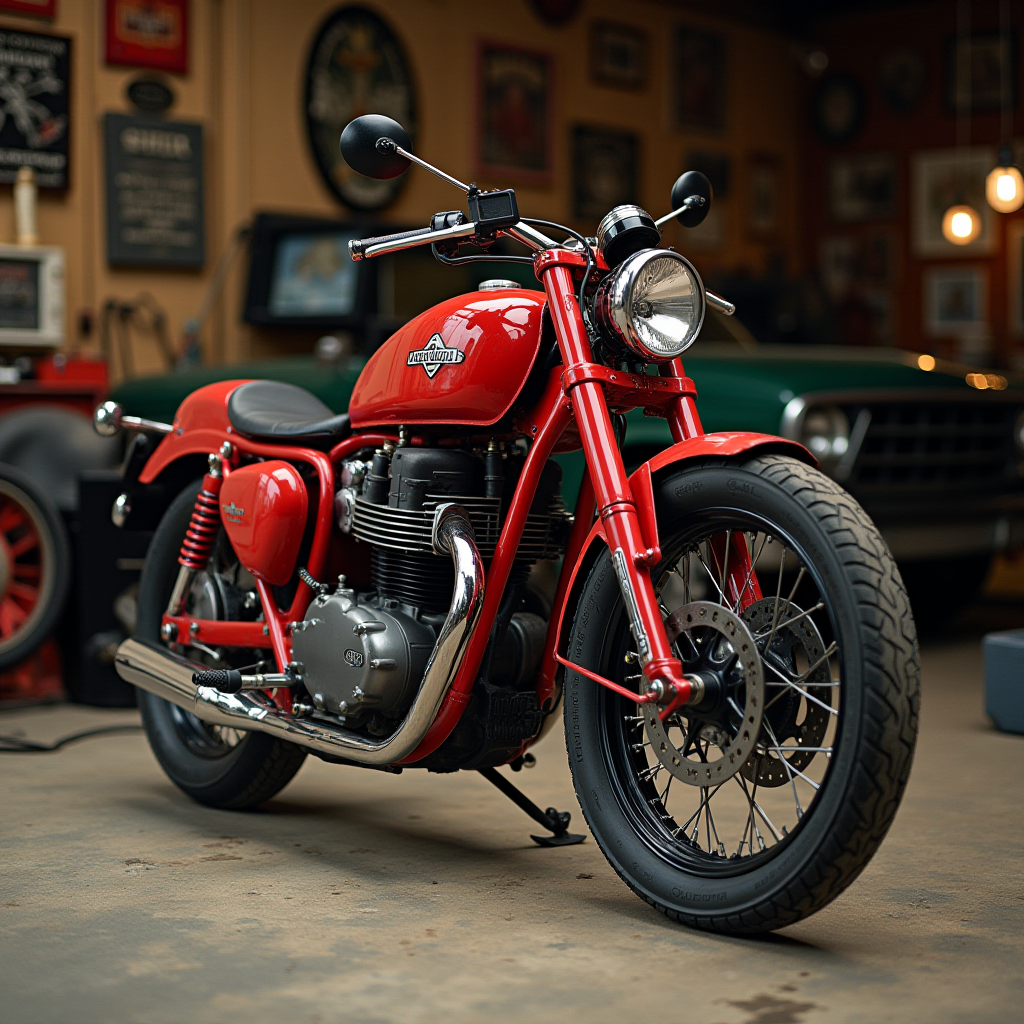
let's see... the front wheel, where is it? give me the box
[565,455,920,934]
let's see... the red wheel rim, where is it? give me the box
[0,487,49,649]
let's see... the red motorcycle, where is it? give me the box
[98,115,919,935]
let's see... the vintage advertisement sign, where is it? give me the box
[0,30,70,189]
[104,112,204,267]
[0,1,57,16]
[105,0,188,75]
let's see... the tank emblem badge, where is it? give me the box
[406,333,465,378]
[344,649,365,668]
[222,502,245,523]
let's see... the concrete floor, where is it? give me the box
[1,637,1022,1024]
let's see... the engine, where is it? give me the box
[290,443,570,754]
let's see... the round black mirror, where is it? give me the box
[339,114,412,179]
[670,171,713,228]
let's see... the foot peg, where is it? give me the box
[191,668,292,693]
[478,766,586,847]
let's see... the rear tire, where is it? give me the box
[564,455,920,934]
[136,481,306,809]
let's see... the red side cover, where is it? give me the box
[220,461,307,586]
[348,289,546,428]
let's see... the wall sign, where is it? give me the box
[105,0,188,75]
[304,6,416,212]
[571,124,638,221]
[104,112,204,267]
[126,76,175,114]
[0,1,56,17]
[0,29,70,189]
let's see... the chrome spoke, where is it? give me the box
[754,601,825,640]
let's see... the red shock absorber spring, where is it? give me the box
[178,472,223,571]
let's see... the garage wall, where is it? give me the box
[0,0,803,381]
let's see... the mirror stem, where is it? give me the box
[654,195,707,229]
[376,137,472,193]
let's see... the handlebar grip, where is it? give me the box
[349,226,431,260]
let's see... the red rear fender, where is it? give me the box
[553,432,813,658]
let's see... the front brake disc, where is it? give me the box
[642,601,764,787]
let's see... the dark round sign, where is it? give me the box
[304,6,417,211]
[126,77,175,115]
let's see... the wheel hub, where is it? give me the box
[642,601,764,787]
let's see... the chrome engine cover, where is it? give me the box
[291,587,435,720]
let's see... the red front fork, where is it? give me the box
[540,262,691,703]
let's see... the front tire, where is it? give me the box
[565,455,920,934]
[137,481,306,809]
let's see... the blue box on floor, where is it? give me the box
[983,630,1024,735]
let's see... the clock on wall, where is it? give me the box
[304,6,417,211]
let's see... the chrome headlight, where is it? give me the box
[593,249,706,362]
[800,405,850,466]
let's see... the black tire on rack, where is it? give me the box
[565,454,920,934]
[136,480,306,810]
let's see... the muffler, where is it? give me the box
[115,504,484,765]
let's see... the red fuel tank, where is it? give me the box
[348,288,546,428]
[220,461,308,585]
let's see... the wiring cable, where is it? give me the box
[0,723,142,753]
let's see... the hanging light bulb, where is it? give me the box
[986,145,1024,213]
[941,203,982,244]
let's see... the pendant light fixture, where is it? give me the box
[943,0,983,245]
[985,1,1023,214]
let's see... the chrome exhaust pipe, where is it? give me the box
[115,504,484,765]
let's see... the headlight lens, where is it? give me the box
[594,249,706,362]
[800,405,850,466]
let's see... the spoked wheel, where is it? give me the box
[136,481,306,809]
[565,455,920,934]
[0,464,70,671]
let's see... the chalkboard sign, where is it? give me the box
[0,29,71,189]
[104,112,204,267]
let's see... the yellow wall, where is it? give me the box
[0,0,803,381]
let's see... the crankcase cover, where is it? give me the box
[219,461,307,585]
[348,290,546,428]
[291,591,434,718]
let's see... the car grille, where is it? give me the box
[838,397,1023,493]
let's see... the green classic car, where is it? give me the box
[112,308,1024,621]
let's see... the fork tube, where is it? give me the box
[660,357,703,441]
[541,264,686,695]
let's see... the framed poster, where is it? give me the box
[1009,220,1024,337]
[104,112,204,267]
[672,25,726,131]
[305,7,416,212]
[0,29,70,189]
[590,21,647,90]
[687,150,731,199]
[912,148,995,257]
[747,154,781,239]
[811,72,865,145]
[878,46,926,113]
[924,265,987,336]
[946,32,1016,113]
[477,43,551,183]
[829,153,896,223]
[0,1,56,16]
[105,0,188,75]
[571,125,638,221]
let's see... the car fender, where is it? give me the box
[554,432,814,659]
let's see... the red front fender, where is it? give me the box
[552,431,814,660]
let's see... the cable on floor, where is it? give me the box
[0,724,143,753]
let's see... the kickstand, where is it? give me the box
[478,766,586,847]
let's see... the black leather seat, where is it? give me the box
[227,380,351,446]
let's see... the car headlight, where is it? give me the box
[800,405,850,465]
[593,249,706,362]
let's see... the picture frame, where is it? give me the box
[924,265,987,337]
[878,46,926,113]
[811,72,865,145]
[571,125,639,222]
[477,42,552,184]
[672,24,726,131]
[829,154,896,223]
[912,148,995,257]
[945,32,1017,113]
[747,154,781,239]
[1009,219,1024,338]
[105,0,188,75]
[590,21,647,90]
[0,0,56,16]
[687,150,730,199]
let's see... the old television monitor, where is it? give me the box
[243,213,376,330]
[0,244,65,347]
